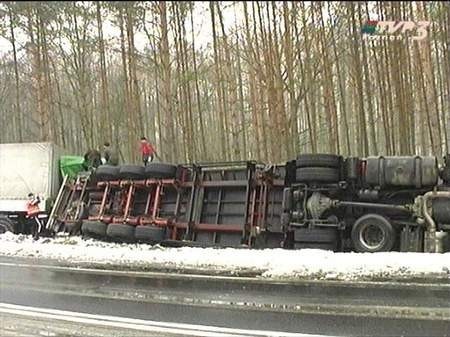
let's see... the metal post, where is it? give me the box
[123,184,134,221]
[46,175,69,231]
[144,185,153,215]
[152,184,161,219]
[98,184,110,217]
[185,166,198,240]
[74,174,89,220]
[242,162,255,242]
[447,118,450,155]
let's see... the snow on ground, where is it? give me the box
[0,232,449,281]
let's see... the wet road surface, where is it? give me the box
[1,256,449,336]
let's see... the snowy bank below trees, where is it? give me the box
[0,232,449,281]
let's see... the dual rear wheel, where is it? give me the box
[295,154,341,183]
[95,163,177,181]
[81,221,165,244]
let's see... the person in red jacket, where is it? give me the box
[140,137,157,166]
[26,193,42,240]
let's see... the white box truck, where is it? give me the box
[0,142,63,233]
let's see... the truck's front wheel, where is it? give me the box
[351,214,395,252]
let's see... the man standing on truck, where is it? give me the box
[101,142,119,166]
[140,137,158,166]
[26,193,42,240]
[83,149,102,169]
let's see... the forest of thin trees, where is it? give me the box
[0,1,449,164]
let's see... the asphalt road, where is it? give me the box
[0,256,449,336]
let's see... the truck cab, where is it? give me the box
[281,154,450,253]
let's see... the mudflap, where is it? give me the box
[400,226,424,252]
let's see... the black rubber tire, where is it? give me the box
[351,214,395,253]
[106,223,135,242]
[135,225,166,243]
[95,165,120,181]
[64,221,82,235]
[81,220,107,239]
[296,154,341,168]
[119,165,145,180]
[144,163,177,179]
[296,167,339,183]
[0,217,14,234]
[294,227,338,243]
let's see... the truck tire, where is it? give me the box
[81,220,107,239]
[106,223,135,242]
[95,165,120,181]
[296,154,341,168]
[296,167,339,183]
[0,217,14,234]
[135,225,166,243]
[144,163,177,179]
[351,214,395,253]
[64,220,82,235]
[119,165,145,180]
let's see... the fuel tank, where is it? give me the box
[365,156,438,188]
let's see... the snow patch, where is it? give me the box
[0,233,449,281]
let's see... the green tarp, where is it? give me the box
[59,155,86,178]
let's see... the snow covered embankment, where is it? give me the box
[0,232,449,281]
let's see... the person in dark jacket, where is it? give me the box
[101,142,119,166]
[83,149,102,169]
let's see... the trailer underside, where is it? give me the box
[29,154,450,253]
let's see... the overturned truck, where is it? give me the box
[47,154,450,253]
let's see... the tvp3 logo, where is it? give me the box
[362,21,431,41]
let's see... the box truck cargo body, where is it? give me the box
[0,142,63,232]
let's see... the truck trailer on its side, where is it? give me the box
[54,154,450,253]
[1,141,450,253]
[0,142,63,234]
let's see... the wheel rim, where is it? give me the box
[359,222,386,251]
